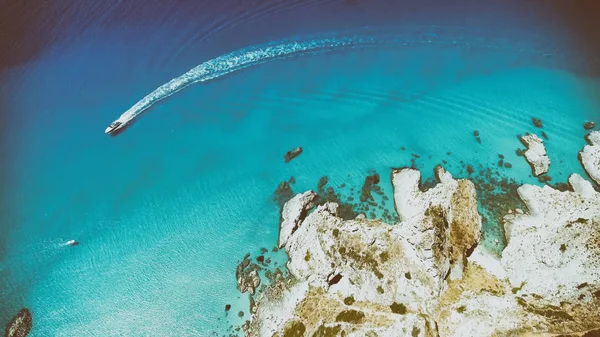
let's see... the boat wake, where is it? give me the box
[104,26,565,135]
[105,31,390,134]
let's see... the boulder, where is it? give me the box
[284,147,303,163]
[4,308,32,337]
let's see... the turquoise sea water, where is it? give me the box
[1,2,600,336]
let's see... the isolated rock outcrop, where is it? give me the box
[284,147,303,163]
[579,131,600,185]
[519,133,550,176]
[4,308,32,337]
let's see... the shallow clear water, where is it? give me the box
[1,1,600,336]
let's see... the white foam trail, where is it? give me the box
[106,26,566,132]
[107,33,382,130]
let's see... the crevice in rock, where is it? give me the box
[328,273,343,286]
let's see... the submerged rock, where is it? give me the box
[284,147,303,163]
[579,131,600,185]
[359,171,380,202]
[5,308,32,337]
[236,254,262,296]
[519,133,550,176]
[273,181,294,208]
[532,117,543,128]
[317,176,328,191]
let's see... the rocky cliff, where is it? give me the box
[241,135,600,337]
[580,131,600,186]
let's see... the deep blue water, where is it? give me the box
[1,1,600,336]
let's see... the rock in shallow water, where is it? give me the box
[532,117,543,128]
[284,147,303,163]
[519,133,550,176]
[583,121,595,130]
[5,308,32,337]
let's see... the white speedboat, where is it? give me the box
[104,120,123,134]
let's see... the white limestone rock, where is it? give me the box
[468,246,507,281]
[247,167,600,337]
[520,133,550,176]
[393,166,482,292]
[252,281,310,337]
[502,173,600,330]
[579,131,600,185]
[278,190,317,248]
[251,203,441,336]
[248,167,482,336]
[392,165,456,222]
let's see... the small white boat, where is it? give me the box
[66,240,80,247]
[104,120,123,134]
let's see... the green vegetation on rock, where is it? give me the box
[343,296,355,305]
[312,324,342,337]
[283,321,306,337]
[304,250,312,261]
[390,302,407,314]
[511,281,526,294]
[335,310,365,324]
[379,251,389,263]
[515,297,574,321]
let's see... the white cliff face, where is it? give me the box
[520,134,550,176]
[245,145,600,336]
[580,131,600,186]
[248,166,482,337]
[501,174,600,329]
[277,190,317,248]
[438,172,600,337]
[392,166,481,291]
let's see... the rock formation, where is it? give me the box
[4,308,32,337]
[278,190,317,248]
[241,137,600,337]
[519,133,551,176]
[579,131,600,186]
[236,254,262,296]
[284,147,303,163]
[583,121,595,130]
[532,117,543,128]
